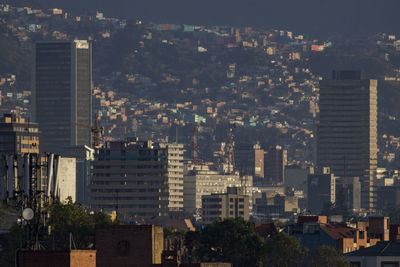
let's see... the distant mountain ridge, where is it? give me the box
[37,0,400,37]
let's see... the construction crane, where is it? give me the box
[70,118,104,149]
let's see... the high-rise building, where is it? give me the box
[317,70,378,211]
[89,139,185,218]
[32,40,92,154]
[235,143,264,178]
[264,145,287,185]
[0,113,41,155]
[159,143,184,212]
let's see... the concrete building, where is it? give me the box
[264,145,287,185]
[183,165,244,216]
[234,143,264,179]
[307,167,336,214]
[55,157,77,202]
[32,40,92,154]
[317,70,378,211]
[89,139,184,218]
[159,143,184,212]
[63,145,95,205]
[0,114,40,155]
[202,187,250,224]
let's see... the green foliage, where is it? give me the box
[46,197,113,250]
[309,245,349,267]
[262,232,307,267]
[185,218,264,267]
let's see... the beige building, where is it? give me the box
[202,187,250,224]
[89,139,184,218]
[183,165,248,216]
[317,70,378,211]
[159,143,184,212]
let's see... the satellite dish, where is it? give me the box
[22,208,34,221]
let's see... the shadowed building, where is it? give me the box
[264,145,287,185]
[234,143,264,179]
[32,40,92,154]
[317,70,378,211]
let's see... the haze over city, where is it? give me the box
[0,0,400,266]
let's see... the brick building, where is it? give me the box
[17,250,96,267]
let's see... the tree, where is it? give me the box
[185,218,264,267]
[46,197,113,250]
[262,232,307,267]
[309,245,349,267]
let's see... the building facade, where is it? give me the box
[32,40,92,154]
[160,143,184,212]
[0,114,40,155]
[317,70,378,211]
[235,143,264,179]
[183,165,244,216]
[202,187,250,224]
[264,145,287,185]
[307,167,336,214]
[89,140,185,218]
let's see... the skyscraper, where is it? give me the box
[317,70,378,211]
[32,40,92,153]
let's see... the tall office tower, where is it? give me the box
[317,70,378,211]
[32,40,92,154]
[264,145,287,185]
[235,143,265,179]
[0,113,41,155]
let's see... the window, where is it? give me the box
[381,263,399,267]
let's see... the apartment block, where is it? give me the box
[90,139,185,218]
[202,187,250,224]
[159,143,184,212]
